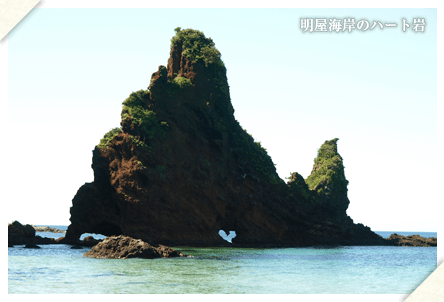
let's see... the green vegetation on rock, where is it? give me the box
[172,76,193,88]
[129,135,152,151]
[121,90,169,140]
[305,138,348,197]
[171,28,224,68]
[230,121,282,185]
[167,76,193,97]
[287,172,313,202]
[155,165,166,180]
[170,28,233,118]
[98,127,122,148]
[134,160,147,171]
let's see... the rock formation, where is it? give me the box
[8,220,102,247]
[32,225,66,233]
[8,221,35,245]
[386,234,437,247]
[63,28,405,247]
[24,243,41,249]
[83,235,189,259]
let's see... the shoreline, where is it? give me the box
[8,221,437,250]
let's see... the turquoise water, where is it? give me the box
[8,227,437,294]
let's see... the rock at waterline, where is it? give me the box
[386,233,437,247]
[71,245,84,249]
[83,235,191,259]
[9,221,35,239]
[9,221,37,245]
[24,243,41,249]
[31,225,66,233]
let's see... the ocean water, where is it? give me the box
[8,227,437,294]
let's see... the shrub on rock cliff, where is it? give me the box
[230,123,282,185]
[287,172,313,202]
[171,76,193,88]
[171,28,223,68]
[306,138,348,205]
[169,28,231,118]
[167,76,193,97]
[121,89,168,140]
[98,128,122,148]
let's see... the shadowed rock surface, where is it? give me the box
[386,234,437,247]
[9,221,35,240]
[9,221,38,245]
[83,235,189,259]
[24,243,41,249]
[63,29,417,248]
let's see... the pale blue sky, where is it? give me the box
[7,8,437,232]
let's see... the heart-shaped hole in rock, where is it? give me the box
[218,230,236,243]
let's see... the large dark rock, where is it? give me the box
[9,221,35,238]
[386,234,437,247]
[56,236,103,247]
[24,243,41,249]
[70,245,84,249]
[8,221,36,245]
[82,236,102,246]
[8,233,27,245]
[64,29,397,247]
[9,221,61,245]
[33,235,58,245]
[83,235,189,259]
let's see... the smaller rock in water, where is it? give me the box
[24,243,41,249]
[9,221,36,245]
[34,235,57,245]
[9,221,35,238]
[83,235,190,259]
[31,225,66,233]
[386,233,437,247]
[82,236,101,247]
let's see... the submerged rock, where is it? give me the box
[64,28,398,248]
[34,235,58,244]
[81,236,102,246]
[386,234,437,247]
[83,235,189,259]
[24,243,41,249]
[56,235,103,247]
[70,245,84,249]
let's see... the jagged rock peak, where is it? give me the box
[305,138,349,213]
[147,28,235,120]
[167,27,225,80]
[64,30,389,247]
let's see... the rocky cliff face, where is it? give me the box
[65,29,388,247]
